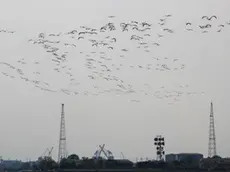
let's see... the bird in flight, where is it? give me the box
[165,14,172,17]
[92,43,98,47]
[186,28,193,31]
[111,38,116,42]
[186,22,192,25]
[78,36,84,40]
[78,32,86,35]
[121,49,128,52]
[202,15,217,20]
[157,34,163,37]
[131,21,138,24]
[141,22,151,27]
[153,43,160,46]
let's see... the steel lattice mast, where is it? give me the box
[58,104,67,163]
[208,101,217,158]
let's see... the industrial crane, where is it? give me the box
[48,147,53,158]
[41,147,54,158]
[93,144,114,160]
[121,152,125,159]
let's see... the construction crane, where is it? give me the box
[41,147,54,158]
[121,152,125,159]
[48,147,53,158]
[93,144,114,160]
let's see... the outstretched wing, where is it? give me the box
[202,16,208,19]
[210,15,217,20]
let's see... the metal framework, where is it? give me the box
[93,144,114,160]
[42,147,53,158]
[208,101,217,157]
[58,104,67,163]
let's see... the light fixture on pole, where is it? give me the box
[154,135,165,161]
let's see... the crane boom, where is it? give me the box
[48,147,53,157]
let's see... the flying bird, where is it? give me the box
[186,28,193,31]
[165,14,172,17]
[78,36,84,40]
[89,32,97,35]
[157,34,163,37]
[121,49,128,52]
[202,15,217,20]
[205,24,212,28]
[111,38,116,42]
[202,16,208,19]
[78,32,86,35]
[141,22,151,27]
[153,43,160,46]
[199,25,205,29]
[131,21,138,24]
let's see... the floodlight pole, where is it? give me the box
[154,135,165,161]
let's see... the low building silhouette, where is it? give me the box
[166,153,203,167]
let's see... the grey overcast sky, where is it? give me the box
[0,0,230,162]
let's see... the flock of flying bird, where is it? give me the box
[0,14,227,104]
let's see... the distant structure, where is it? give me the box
[58,104,67,163]
[0,159,23,170]
[166,153,203,165]
[93,144,114,160]
[208,101,217,158]
[154,135,165,161]
[41,147,53,159]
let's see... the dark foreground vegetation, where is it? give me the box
[1,154,230,172]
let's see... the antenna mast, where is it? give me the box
[58,104,67,163]
[208,101,217,157]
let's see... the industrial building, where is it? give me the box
[0,160,23,169]
[166,153,203,164]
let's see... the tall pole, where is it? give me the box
[208,101,217,157]
[58,104,67,163]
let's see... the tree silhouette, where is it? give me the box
[37,156,58,170]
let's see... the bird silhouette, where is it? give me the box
[165,14,172,17]
[78,36,84,40]
[202,15,217,20]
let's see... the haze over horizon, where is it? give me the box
[0,0,230,162]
